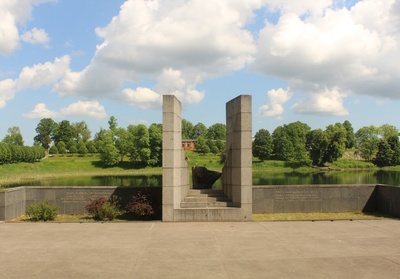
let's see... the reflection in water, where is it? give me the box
[253,170,400,186]
[2,170,400,188]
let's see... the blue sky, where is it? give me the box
[1,0,400,145]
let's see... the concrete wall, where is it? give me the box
[0,186,162,221]
[376,185,400,217]
[162,95,189,221]
[223,95,252,220]
[0,187,26,221]
[252,185,377,214]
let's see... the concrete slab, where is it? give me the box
[1,220,400,278]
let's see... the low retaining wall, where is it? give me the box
[252,184,378,214]
[1,184,400,221]
[1,186,162,221]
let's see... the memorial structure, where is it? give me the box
[162,95,252,221]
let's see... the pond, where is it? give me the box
[2,170,400,189]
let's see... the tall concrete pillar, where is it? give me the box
[162,95,189,221]
[223,95,252,220]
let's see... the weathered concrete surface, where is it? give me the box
[1,220,400,278]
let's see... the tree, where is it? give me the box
[115,127,132,162]
[72,121,91,142]
[53,120,74,146]
[195,136,210,155]
[193,123,208,139]
[323,123,347,163]
[343,120,356,148]
[49,145,58,155]
[2,126,24,146]
[100,143,120,167]
[252,129,273,161]
[182,119,194,139]
[355,126,380,161]
[108,116,118,132]
[307,129,329,166]
[129,124,151,166]
[380,124,399,140]
[374,140,394,167]
[148,123,162,166]
[86,141,97,154]
[206,123,226,140]
[272,122,310,163]
[34,118,57,149]
[57,141,67,154]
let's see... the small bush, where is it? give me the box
[85,196,122,221]
[26,200,59,221]
[126,191,154,217]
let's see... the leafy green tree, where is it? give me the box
[0,143,12,164]
[77,140,88,156]
[387,136,400,165]
[355,126,380,161]
[374,140,394,167]
[252,129,273,161]
[182,119,194,139]
[34,118,57,150]
[129,124,151,166]
[343,120,356,148]
[72,121,91,142]
[193,123,208,139]
[206,123,226,140]
[380,124,399,140]
[2,126,24,146]
[272,122,310,164]
[148,123,162,166]
[57,141,67,154]
[68,145,77,154]
[323,123,347,163]
[306,129,329,166]
[86,141,97,154]
[53,120,74,146]
[108,116,118,132]
[100,143,120,167]
[195,136,210,154]
[49,145,58,155]
[115,127,132,162]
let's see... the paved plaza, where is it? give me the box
[1,219,400,278]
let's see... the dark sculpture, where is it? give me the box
[192,166,222,189]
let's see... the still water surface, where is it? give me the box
[2,170,400,188]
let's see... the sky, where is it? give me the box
[1,0,400,146]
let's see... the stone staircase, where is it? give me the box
[180,189,233,208]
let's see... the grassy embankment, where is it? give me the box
[1,149,396,186]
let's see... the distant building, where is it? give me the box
[182,139,196,150]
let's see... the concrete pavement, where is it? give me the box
[1,219,400,278]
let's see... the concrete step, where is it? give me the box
[183,196,228,203]
[180,201,231,208]
[187,189,225,197]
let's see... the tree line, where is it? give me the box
[2,117,399,168]
[252,120,400,167]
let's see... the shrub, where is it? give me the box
[85,196,122,221]
[126,191,154,217]
[26,200,59,221]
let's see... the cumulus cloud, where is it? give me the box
[20,27,49,45]
[254,0,400,115]
[17,55,70,90]
[55,0,260,106]
[0,79,17,109]
[120,87,162,110]
[60,100,107,119]
[24,101,107,119]
[0,0,50,55]
[291,88,349,116]
[23,103,58,119]
[258,87,292,117]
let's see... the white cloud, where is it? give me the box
[24,100,107,119]
[291,88,348,116]
[56,0,260,103]
[258,87,292,117]
[60,100,107,119]
[120,87,162,110]
[254,0,400,115]
[20,27,49,45]
[17,55,70,90]
[0,79,17,109]
[23,103,58,119]
[0,0,50,55]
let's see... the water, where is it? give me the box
[2,170,400,188]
